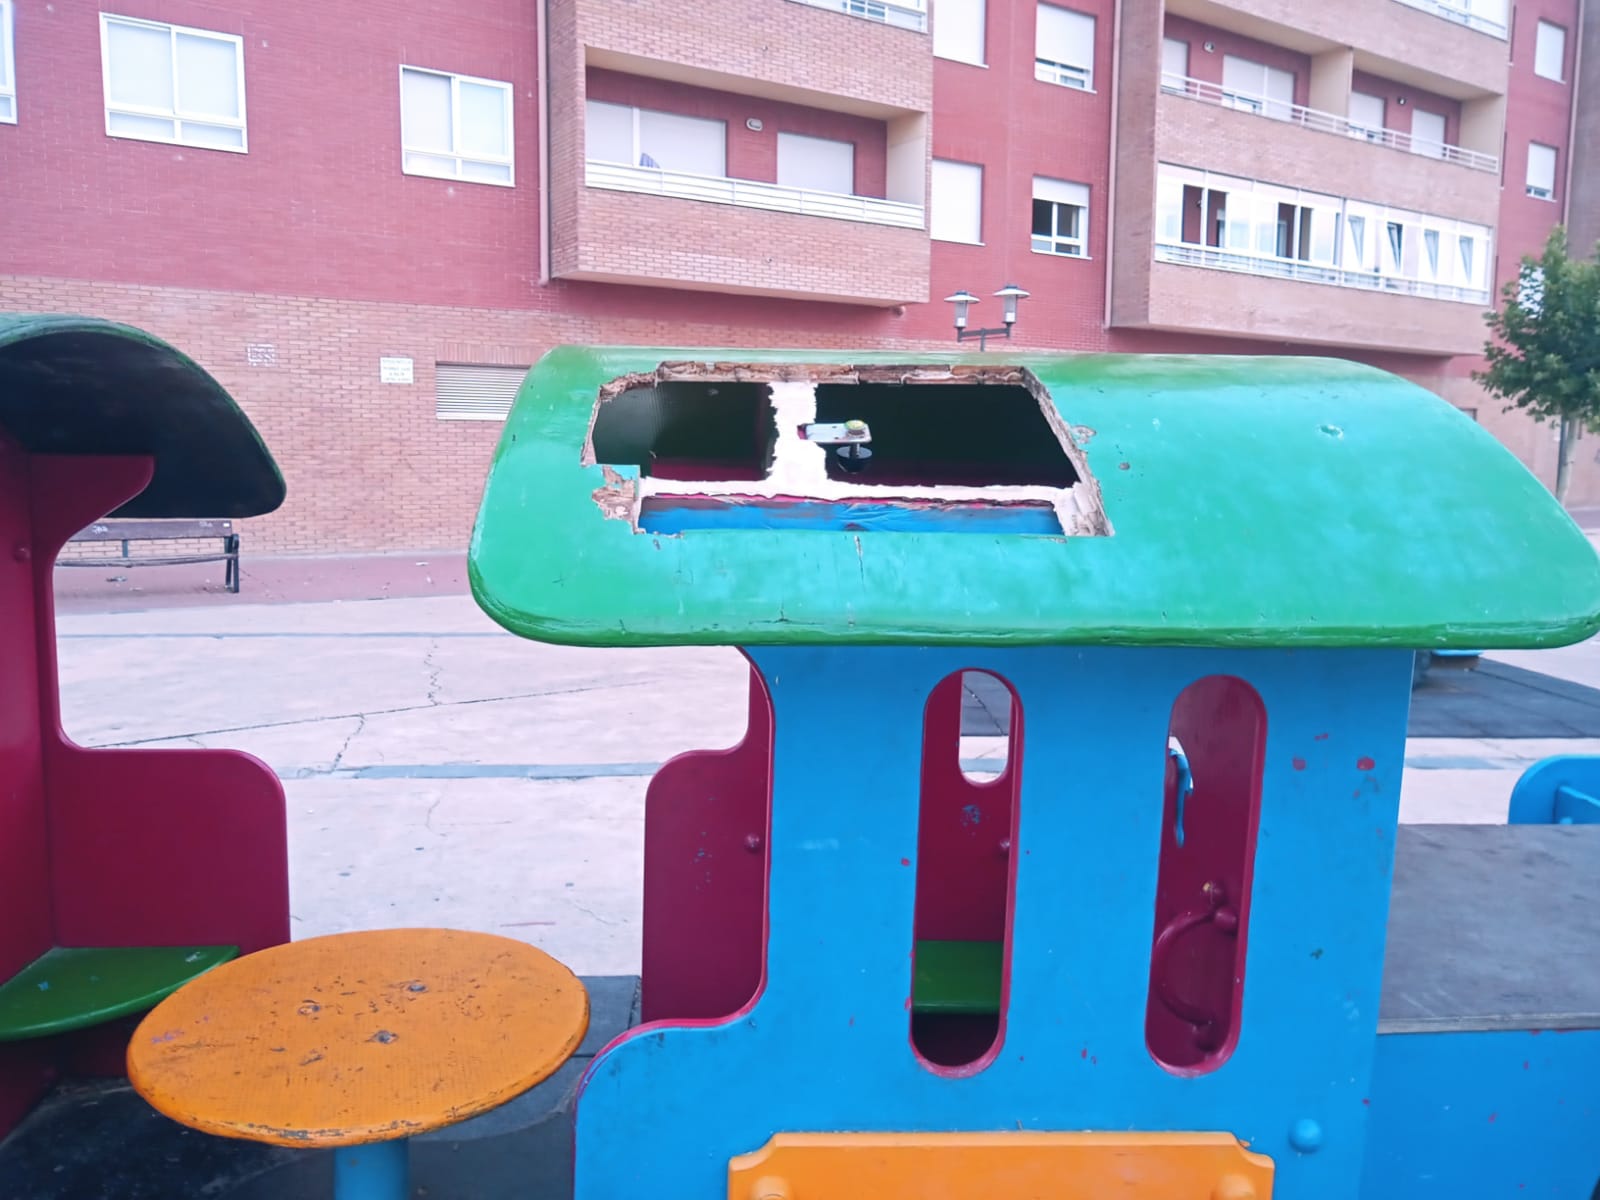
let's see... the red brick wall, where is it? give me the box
[585,69,890,197]
[1161,16,1313,108]
[0,0,542,309]
[920,0,1116,348]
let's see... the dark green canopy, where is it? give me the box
[0,314,284,518]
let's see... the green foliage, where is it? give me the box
[1474,227,1600,431]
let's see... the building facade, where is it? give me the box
[0,0,1592,553]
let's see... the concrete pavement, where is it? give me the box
[52,584,1600,977]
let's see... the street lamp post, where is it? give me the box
[945,284,1030,351]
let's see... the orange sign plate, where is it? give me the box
[729,1131,1274,1200]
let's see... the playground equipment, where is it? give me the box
[126,928,590,1200]
[469,348,1600,1200]
[0,315,290,1137]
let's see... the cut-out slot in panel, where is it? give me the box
[589,381,775,481]
[911,670,1020,1073]
[814,382,1080,488]
[638,496,1064,535]
[1145,677,1266,1074]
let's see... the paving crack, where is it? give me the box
[423,639,443,707]
[329,714,367,773]
[93,679,655,749]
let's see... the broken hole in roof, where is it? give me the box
[589,380,775,481]
[813,382,1079,488]
[585,363,1111,538]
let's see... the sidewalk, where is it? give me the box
[52,549,471,613]
[48,554,1600,976]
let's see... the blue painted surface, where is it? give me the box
[573,645,1415,1199]
[333,1139,408,1200]
[1508,755,1600,824]
[1362,1029,1600,1199]
[637,497,1065,535]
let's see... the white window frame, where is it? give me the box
[1534,20,1566,82]
[1526,141,1557,200]
[1160,37,1189,90]
[99,14,247,153]
[400,65,515,187]
[930,158,983,244]
[585,100,728,177]
[933,0,986,66]
[0,0,16,125]
[1031,177,1089,257]
[1034,4,1095,91]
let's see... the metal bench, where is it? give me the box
[62,518,243,593]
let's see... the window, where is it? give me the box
[1534,21,1566,82]
[777,132,854,195]
[400,67,513,185]
[1154,163,1493,299]
[1526,142,1557,199]
[435,364,529,421]
[99,15,245,151]
[1035,4,1094,90]
[0,0,14,124]
[1031,177,1088,257]
[1221,56,1293,120]
[1348,91,1385,140]
[933,0,985,65]
[585,100,726,176]
[1410,110,1445,158]
[1160,37,1189,89]
[930,159,982,243]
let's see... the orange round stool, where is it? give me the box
[126,928,589,1200]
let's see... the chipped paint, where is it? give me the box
[590,465,636,523]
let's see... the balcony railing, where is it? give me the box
[585,161,926,229]
[1391,0,1507,38]
[1160,74,1499,174]
[1154,241,1491,305]
[786,0,926,32]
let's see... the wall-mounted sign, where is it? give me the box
[380,356,414,384]
[246,343,276,367]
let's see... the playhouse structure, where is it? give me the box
[0,315,290,1137]
[470,348,1600,1200]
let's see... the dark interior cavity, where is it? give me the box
[591,382,775,481]
[813,382,1079,488]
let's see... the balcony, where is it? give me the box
[550,0,931,119]
[788,0,926,33]
[1153,242,1490,306]
[1160,74,1497,172]
[556,164,929,306]
[1153,84,1500,228]
[585,162,924,229]
[1391,0,1507,39]
[1163,0,1507,98]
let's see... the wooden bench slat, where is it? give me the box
[60,555,239,568]
[72,520,234,543]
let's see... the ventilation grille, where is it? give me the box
[435,363,530,421]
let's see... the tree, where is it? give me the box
[1474,226,1600,505]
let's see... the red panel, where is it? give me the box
[638,662,773,1023]
[1145,677,1266,1074]
[46,745,289,955]
[913,673,1016,943]
[0,433,50,982]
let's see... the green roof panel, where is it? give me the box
[469,346,1600,650]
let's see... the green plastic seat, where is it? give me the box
[912,939,1003,1016]
[0,945,238,1041]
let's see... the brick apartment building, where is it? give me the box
[0,0,1595,553]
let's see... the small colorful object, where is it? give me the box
[125,928,589,1200]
